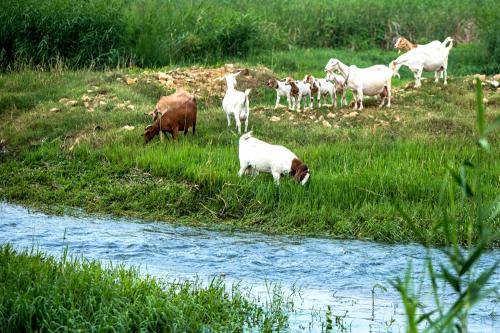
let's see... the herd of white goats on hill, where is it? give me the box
[144,36,454,186]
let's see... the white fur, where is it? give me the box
[304,75,336,108]
[390,37,453,87]
[222,72,251,134]
[324,58,397,110]
[270,79,292,109]
[326,72,348,107]
[285,77,312,111]
[238,132,309,185]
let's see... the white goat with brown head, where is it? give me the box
[390,37,453,87]
[266,78,292,109]
[304,74,336,108]
[285,77,312,111]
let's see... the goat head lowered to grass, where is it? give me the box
[238,132,310,185]
[144,97,197,144]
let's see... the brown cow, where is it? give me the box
[144,98,197,143]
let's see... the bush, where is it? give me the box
[0,0,498,69]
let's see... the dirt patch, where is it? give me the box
[122,65,275,107]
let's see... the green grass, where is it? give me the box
[0,51,499,246]
[0,244,293,332]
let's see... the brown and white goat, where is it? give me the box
[144,98,197,143]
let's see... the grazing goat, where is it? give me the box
[145,90,194,120]
[325,58,397,110]
[304,75,336,108]
[144,98,197,143]
[238,132,310,185]
[285,77,312,111]
[266,78,292,109]
[222,72,251,134]
[326,72,348,107]
[390,37,453,87]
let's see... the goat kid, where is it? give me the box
[325,71,348,107]
[238,132,310,185]
[222,71,251,134]
[304,74,336,108]
[325,58,397,110]
[285,77,312,111]
[266,78,292,109]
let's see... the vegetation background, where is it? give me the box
[1,0,499,72]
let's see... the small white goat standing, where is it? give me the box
[222,71,251,134]
[238,132,310,185]
[266,78,292,109]
[304,74,336,108]
[325,58,397,110]
[390,37,453,87]
[285,77,312,111]
[326,72,348,107]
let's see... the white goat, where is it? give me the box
[238,132,310,185]
[390,37,453,87]
[326,72,348,107]
[222,72,251,134]
[285,77,312,111]
[324,58,397,110]
[304,75,336,108]
[266,78,292,109]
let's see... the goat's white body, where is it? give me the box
[305,75,336,108]
[326,72,348,107]
[222,72,251,134]
[238,133,307,185]
[392,37,453,87]
[287,78,312,111]
[273,79,292,109]
[325,59,395,110]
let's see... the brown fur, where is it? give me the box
[290,158,309,183]
[144,98,197,144]
[286,77,300,96]
[266,79,279,89]
[145,90,194,121]
[380,86,388,98]
[395,37,417,52]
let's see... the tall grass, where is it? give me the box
[392,80,499,332]
[0,244,294,332]
[1,0,499,70]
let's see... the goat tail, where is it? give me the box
[240,131,253,141]
[443,37,453,51]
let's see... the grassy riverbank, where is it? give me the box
[0,48,499,246]
[0,244,292,331]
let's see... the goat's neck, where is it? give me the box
[336,61,350,80]
[406,39,417,50]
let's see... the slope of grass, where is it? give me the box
[0,55,498,246]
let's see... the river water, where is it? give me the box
[0,202,498,332]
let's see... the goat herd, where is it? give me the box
[143,36,454,186]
